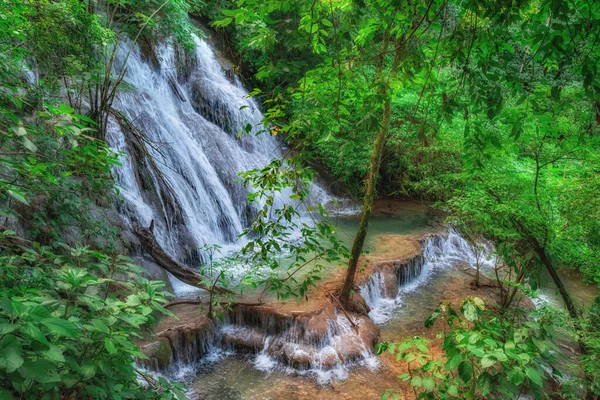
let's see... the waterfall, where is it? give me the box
[140,228,498,384]
[105,35,298,295]
[360,228,497,325]
[107,33,502,386]
[148,307,380,385]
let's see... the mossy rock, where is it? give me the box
[140,338,172,369]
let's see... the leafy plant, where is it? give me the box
[0,230,186,399]
[237,157,349,301]
[378,297,565,400]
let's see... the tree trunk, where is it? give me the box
[532,240,579,319]
[340,97,392,306]
[135,222,233,295]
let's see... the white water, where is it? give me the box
[105,34,514,386]
[249,313,379,384]
[361,228,497,325]
[106,35,337,296]
[150,228,498,385]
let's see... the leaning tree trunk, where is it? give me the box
[532,240,579,319]
[340,97,392,306]
[340,35,403,307]
[135,221,232,295]
[508,215,579,319]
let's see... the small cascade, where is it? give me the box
[141,304,379,384]
[140,228,495,384]
[360,228,496,325]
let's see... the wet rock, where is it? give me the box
[159,318,216,365]
[139,37,160,70]
[345,293,371,316]
[356,316,380,347]
[380,270,399,297]
[306,310,332,340]
[318,350,340,369]
[281,343,314,369]
[139,338,172,370]
[334,334,365,363]
[221,327,265,352]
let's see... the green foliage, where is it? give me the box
[378,297,565,400]
[237,158,349,300]
[0,231,185,399]
[576,296,600,397]
[0,1,203,397]
[0,105,120,245]
[213,3,600,394]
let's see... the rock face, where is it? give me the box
[139,314,217,369]
[139,338,172,370]
[221,326,266,352]
[379,270,399,297]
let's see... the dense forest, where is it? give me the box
[0,0,599,398]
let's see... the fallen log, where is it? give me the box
[135,221,233,295]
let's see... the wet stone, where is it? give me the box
[221,326,266,352]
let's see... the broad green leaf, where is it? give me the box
[18,359,60,383]
[458,361,473,384]
[445,352,463,371]
[43,345,65,363]
[40,318,78,338]
[477,372,492,396]
[22,323,50,346]
[105,339,117,354]
[0,323,16,335]
[7,190,29,206]
[0,335,24,373]
[480,355,496,369]
[525,367,543,387]
[422,377,435,391]
[508,367,525,386]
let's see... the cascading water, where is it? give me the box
[144,306,380,385]
[360,228,497,325]
[107,34,339,297]
[139,227,501,386]
[105,31,505,389]
[105,34,313,295]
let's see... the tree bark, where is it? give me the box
[340,97,392,306]
[340,35,403,306]
[531,238,579,319]
[507,215,579,318]
[135,222,233,295]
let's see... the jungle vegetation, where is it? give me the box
[0,0,599,398]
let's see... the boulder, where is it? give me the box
[281,343,315,369]
[334,334,365,363]
[345,293,371,316]
[380,270,399,297]
[356,316,380,346]
[221,327,266,352]
[306,310,332,340]
[139,338,172,370]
